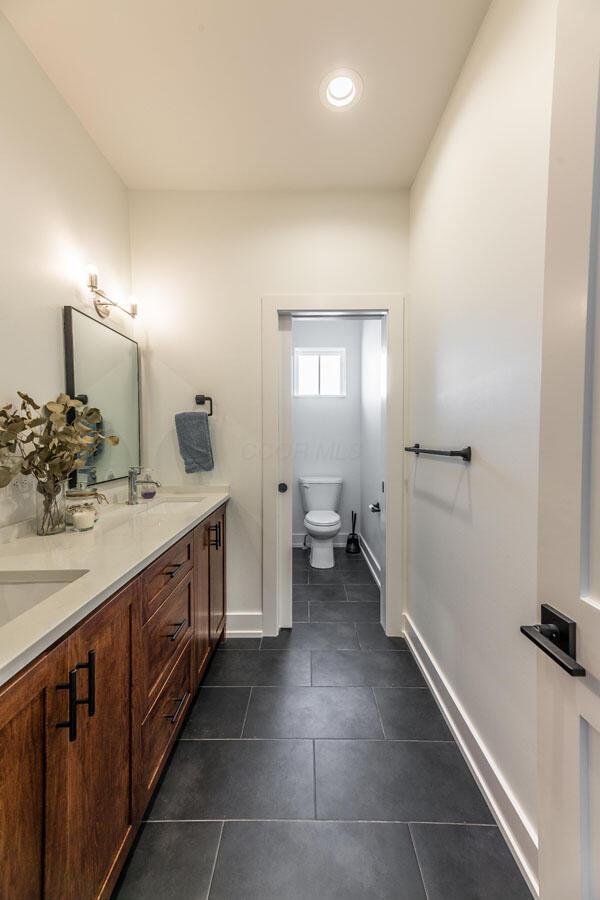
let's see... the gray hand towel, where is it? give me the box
[175,411,214,473]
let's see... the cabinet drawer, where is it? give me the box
[141,641,192,801]
[142,574,193,708]
[141,533,193,623]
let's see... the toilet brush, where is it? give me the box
[346,511,361,554]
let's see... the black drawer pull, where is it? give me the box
[163,563,183,578]
[208,523,219,548]
[56,668,78,741]
[165,693,189,726]
[167,620,187,642]
[76,650,96,716]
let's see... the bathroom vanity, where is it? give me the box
[0,492,228,899]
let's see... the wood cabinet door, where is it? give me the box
[194,523,211,685]
[65,580,138,900]
[0,641,70,899]
[208,506,226,645]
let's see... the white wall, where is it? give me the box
[359,319,385,577]
[0,12,132,528]
[407,0,558,881]
[292,318,362,544]
[129,190,409,629]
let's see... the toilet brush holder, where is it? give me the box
[346,511,361,554]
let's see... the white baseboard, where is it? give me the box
[225,611,262,638]
[358,533,381,589]
[403,613,538,898]
[293,531,349,548]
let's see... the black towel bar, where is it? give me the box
[405,443,471,463]
[195,394,213,416]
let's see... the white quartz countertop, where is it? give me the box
[0,489,230,687]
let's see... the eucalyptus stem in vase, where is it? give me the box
[0,392,118,535]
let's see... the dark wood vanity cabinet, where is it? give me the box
[0,501,227,900]
[0,581,138,900]
[193,523,211,686]
[64,582,138,900]
[0,640,69,899]
[207,507,226,645]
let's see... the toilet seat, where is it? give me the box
[304,510,341,528]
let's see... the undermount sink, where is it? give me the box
[0,570,88,628]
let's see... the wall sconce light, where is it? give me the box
[87,265,138,319]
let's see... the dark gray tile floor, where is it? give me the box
[114,548,530,899]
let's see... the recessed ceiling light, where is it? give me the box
[320,69,363,110]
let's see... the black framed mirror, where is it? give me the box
[63,306,141,486]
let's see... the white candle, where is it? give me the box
[72,509,95,531]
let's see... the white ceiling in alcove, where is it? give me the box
[0,0,491,190]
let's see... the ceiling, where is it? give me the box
[0,0,491,190]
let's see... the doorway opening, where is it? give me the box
[291,315,387,629]
[260,294,404,638]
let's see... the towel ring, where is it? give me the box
[195,394,213,416]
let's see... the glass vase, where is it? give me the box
[35,481,67,536]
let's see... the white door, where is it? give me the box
[532,2,600,897]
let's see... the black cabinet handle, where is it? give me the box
[165,693,189,726]
[167,620,187,642]
[217,520,222,550]
[56,668,79,741]
[208,523,219,548]
[76,650,96,716]
[163,563,183,578]
[521,604,586,677]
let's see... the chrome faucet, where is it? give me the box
[127,466,142,505]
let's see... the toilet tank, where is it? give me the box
[299,476,343,512]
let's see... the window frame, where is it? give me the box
[293,347,347,398]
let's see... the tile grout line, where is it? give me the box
[239,686,253,738]
[144,819,496,827]
[407,823,431,900]
[371,687,387,740]
[205,820,225,900]
[178,737,455,743]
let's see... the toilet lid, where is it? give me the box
[305,510,341,527]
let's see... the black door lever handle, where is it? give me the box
[521,604,585,677]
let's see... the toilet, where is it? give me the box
[300,475,343,568]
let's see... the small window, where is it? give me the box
[294,348,347,397]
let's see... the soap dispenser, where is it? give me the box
[137,469,161,500]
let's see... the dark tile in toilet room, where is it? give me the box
[409,824,531,900]
[315,740,493,824]
[309,566,375,585]
[204,650,311,686]
[113,821,221,900]
[293,583,346,603]
[309,601,380,623]
[180,687,250,739]
[209,821,426,900]
[292,600,309,623]
[146,739,315,821]
[292,547,309,568]
[312,650,425,687]
[345,583,380,602]
[374,688,453,741]
[355,623,408,651]
[242,686,384,739]
[261,623,360,650]
[292,569,309,585]
[334,547,371,569]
